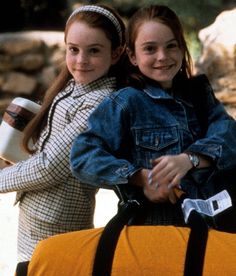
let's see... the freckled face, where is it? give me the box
[65,21,116,85]
[129,21,183,89]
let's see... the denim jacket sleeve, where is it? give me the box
[185,81,236,171]
[70,94,140,188]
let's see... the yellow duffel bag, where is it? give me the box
[26,225,236,276]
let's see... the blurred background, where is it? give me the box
[0,0,235,116]
[0,0,235,59]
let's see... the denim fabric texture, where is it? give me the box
[70,76,236,225]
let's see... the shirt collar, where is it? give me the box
[143,83,193,108]
[143,84,173,100]
[66,77,117,98]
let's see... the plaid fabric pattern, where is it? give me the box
[0,77,116,261]
[18,208,88,261]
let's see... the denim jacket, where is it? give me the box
[71,77,236,182]
[70,76,236,224]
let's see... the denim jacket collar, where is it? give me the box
[143,83,193,109]
[143,84,174,100]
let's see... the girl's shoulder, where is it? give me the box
[110,86,143,100]
[101,86,146,112]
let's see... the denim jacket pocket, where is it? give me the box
[134,127,180,168]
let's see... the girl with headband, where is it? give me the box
[0,4,126,262]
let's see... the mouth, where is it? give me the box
[155,64,174,70]
[75,68,92,72]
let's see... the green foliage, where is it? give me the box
[185,31,202,61]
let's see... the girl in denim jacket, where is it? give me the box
[70,5,236,225]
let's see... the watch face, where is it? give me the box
[189,154,200,168]
[192,155,199,167]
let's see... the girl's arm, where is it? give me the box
[70,96,139,188]
[185,89,236,171]
[0,104,98,193]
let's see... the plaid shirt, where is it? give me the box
[0,77,116,228]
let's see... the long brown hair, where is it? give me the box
[22,4,126,153]
[125,5,193,88]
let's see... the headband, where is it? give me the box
[67,5,123,44]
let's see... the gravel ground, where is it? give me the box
[0,189,118,276]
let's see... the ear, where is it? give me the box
[111,46,124,65]
[126,47,137,66]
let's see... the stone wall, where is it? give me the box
[0,31,65,118]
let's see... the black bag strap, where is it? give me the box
[92,199,142,276]
[15,261,30,276]
[184,210,209,276]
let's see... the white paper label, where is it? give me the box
[181,190,232,223]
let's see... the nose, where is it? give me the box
[156,48,168,60]
[77,51,88,64]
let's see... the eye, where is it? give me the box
[167,42,178,49]
[89,47,101,55]
[68,46,79,55]
[142,45,156,54]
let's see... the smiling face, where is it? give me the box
[128,21,183,89]
[65,21,119,85]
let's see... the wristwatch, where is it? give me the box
[187,153,200,168]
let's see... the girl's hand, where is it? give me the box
[129,153,211,204]
[143,153,191,203]
[129,167,183,203]
[149,153,192,190]
[143,178,175,203]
